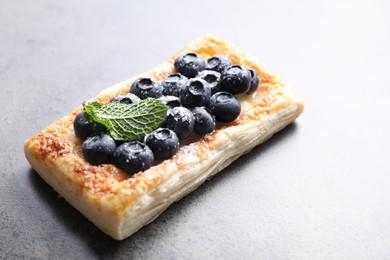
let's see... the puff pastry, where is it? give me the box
[24,35,304,240]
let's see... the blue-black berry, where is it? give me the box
[74,111,106,140]
[180,78,211,108]
[210,92,241,123]
[130,78,162,99]
[174,53,206,78]
[109,93,140,104]
[82,133,116,165]
[196,70,222,94]
[246,67,260,95]
[161,73,188,97]
[158,95,181,108]
[165,107,195,140]
[145,128,180,160]
[206,54,232,73]
[114,141,154,174]
[221,65,251,95]
[192,107,216,135]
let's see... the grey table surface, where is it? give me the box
[1,0,390,259]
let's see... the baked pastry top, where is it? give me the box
[24,34,304,240]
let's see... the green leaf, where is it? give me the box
[84,98,168,141]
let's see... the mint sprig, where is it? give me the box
[84,98,168,141]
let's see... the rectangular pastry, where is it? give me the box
[24,35,304,240]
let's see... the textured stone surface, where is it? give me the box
[1,0,390,259]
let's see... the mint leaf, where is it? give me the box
[84,98,168,141]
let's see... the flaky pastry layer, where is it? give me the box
[24,35,304,240]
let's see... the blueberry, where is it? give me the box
[174,53,206,78]
[221,65,251,95]
[74,111,106,140]
[158,95,181,108]
[180,78,211,108]
[161,73,188,97]
[165,107,195,140]
[82,134,116,165]
[196,70,222,94]
[109,93,140,104]
[114,141,154,174]
[246,67,260,95]
[130,78,162,99]
[210,92,241,123]
[192,107,216,135]
[206,54,232,73]
[145,128,180,160]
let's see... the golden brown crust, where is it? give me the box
[24,34,304,239]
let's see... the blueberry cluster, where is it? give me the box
[172,53,260,122]
[73,53,260,175]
